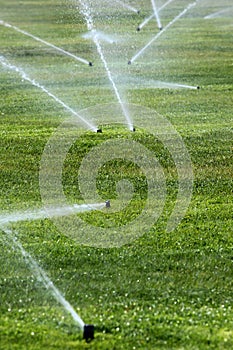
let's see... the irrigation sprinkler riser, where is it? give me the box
[83,324,95,341]
[105,200,111,208]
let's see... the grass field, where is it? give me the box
[0,0,233,349]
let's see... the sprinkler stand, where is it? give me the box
[105,200,111,208]
[83,324,94,342]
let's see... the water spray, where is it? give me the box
[130,0,200,64]
[79,0,134,131]
[150,0,163,30]
[115,0,140,14]
[0,56,97,131]
[0,203,106,225]
[0,20,92,66]
[150,81,200,89]
[118,75,200,90]
[83,30,117,44]
[137,0,174,31]
[1,227,95,341]
[204,7,233,20]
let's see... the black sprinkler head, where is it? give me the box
[105,200,111,208]
[132,127,136,132]
[96,128,102,133]
[159,27,163,31]
[128,60,132,65]
[197,86,200,89]
[89,62,93,66]
[137,26,141,31]
[83,324,94,342]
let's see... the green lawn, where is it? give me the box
[0,0,232,349]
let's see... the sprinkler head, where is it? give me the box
[197,86,200,89]
[128,60,132,65]
[105,200,111,208]
[131,127,136,132]
[136,26,141,31]
[159,27,163,31]
[83,324,94,342]
[96,128,102,133]
[89,62,93,66]
[137,10,140,14]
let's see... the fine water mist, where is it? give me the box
[204,7,233,19]
[115,0,139,14]
[82,29,117,44]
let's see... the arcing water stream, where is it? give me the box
[2,227,85,331]
[0,55,97,131]
[0,20,91,66]
[130,0,200,64]
[78,0,134,130]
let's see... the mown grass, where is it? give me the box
[0,0,233,349]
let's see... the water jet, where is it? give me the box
[0,20,91,66]
[79,1,134,132]
[129,0,199,64]
[137,0,173,32]
[0,56,97,131]
[150,0,163,30]
[2,227,93,341]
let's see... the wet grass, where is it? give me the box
[0,0,233,349]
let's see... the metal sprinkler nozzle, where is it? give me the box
[105,200,111,208]
[83,324,94,342]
